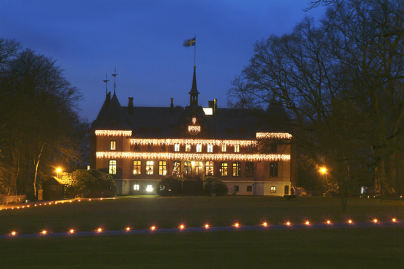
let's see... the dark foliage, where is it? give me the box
[204,177,228,196]
[65,169,116,198]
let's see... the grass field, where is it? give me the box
[1,196,404,268]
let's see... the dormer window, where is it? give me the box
[174,144,180,152]
[221,144,227,152]
[207,144,213,153]
[185,144,191,152]
[196,144,202,152]
[110,140,116,150]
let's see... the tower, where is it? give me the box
[189,66,199,106]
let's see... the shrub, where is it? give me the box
[204,177,228,196]
[158,177,182,196]
[65,169,117,198]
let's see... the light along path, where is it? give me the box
[2,220,402,240]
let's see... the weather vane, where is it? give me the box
[112,65,118,94]
[103,73,109,97]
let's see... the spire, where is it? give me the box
[103,73,109,97]
[112,65,118,94]
[189,65,199,106]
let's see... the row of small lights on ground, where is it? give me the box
[7,218,399,238]
[0,197,112,211]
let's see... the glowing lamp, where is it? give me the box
[347,219,353,224]
[233,222,240,228]
[150,225,157,231]
[204,224,210,229]
[10,231,17,237]
[261,221,269,227]
[304,220,311,226]
[372,218,379,224]
[41,230,48,235]
[318,166,328,175]
[96,227,103,233]
[392,218,397,223]
[285,221,292,226]
[179,224,185,230]
[326,219,332,225]
[68,228,75,234]
[125,226,131,232]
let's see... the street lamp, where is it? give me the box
[318,166,328,176]
[55,167,63,179]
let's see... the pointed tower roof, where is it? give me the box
[92,91,130,130]
[189,66,199,106]
[190,66,198,93]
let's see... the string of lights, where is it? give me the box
[256,132,292,139]
[95,130,132,136]
[96,152,291,161]
[130,138,257,146]
[3,218,400,239]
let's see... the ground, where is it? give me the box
[1,196,404,268]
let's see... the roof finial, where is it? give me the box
[112,65,118,94]
[103,73,109,97]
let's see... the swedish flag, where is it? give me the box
[183,37,196,47]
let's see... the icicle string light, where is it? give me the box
[130,138,257,146]
[95,130,132,136]
[256,132,292,139]
[96,152,291,161]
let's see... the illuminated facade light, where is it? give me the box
[233,222,240,228]
[130,138,257,147]
[188,125,201,135]
[304,220,311,226]
[285,221,292,226]
[10,231,17,237]
[204,224,210,229]
[96,227,103,233]
[68,229,75,234]
[261,221,269,227]
[372,218,379,224]
[256,132,292,139]
[179,224,185,230]
[145,185,154,192]
[150,225,157,231]
[326,219,332,225]
[392,218,397,223]
[40,230,48,235]
[347,219,353,224]
[95,130,132,136]
[125,226,131,232]
[96,151,290,162]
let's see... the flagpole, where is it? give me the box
[194,35,196,67]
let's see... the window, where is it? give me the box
[234,185,239,192]
[133,184,140,191]
[205,161,214,176]
[110,140,116,150]
[196,144,202,152]
[247,185,253,192]
[185,144,191,152]
[221,144,227,152]
[174,143,180,152]
[172,161,181,176]
[270,186,277,193]
[234,144,240,153]
[194,161,203,176]
[184,161,192,176]
[270,162,278,177]
[207,144,213,153]
[108,160,117,175]
[269,144,277,153]
[220,162,228,176]
[245,162,254,177]
[133,160,141,175]
[145,185,154,192]
[159,161,167,176]
[146,161,154,175]
[232,162,240,177]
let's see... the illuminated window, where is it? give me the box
[133,184,140,191]
[172,161,181,176]
[184,161,192,176]
[270,162,278,177]
[196,144,202,152]
[159,161,167,176]
[108,160,116,175]
[194,161,203,176]
[145,185,154,192]
[205,161,214,176]
[247,185,252,192]
[174,144,180,152]
[232,162,240,177]
[234,144,240,153]
[133,160,141,175]
[207,144,213,153]
[270,186,277,193]
[245,162,254,177]
[110,140,116,150]
[185,144,191,152]
[146,161,154,175]
[221,144,227,152]
[220,162,228,176]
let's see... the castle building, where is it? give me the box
[90,67,293,196]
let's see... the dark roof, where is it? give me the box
[92,94,291,139]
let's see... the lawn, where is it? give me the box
[1,196,404,268]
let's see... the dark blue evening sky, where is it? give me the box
[0,0,325,121]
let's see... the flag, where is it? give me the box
[183,37,196,47]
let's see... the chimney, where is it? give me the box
[128,97,134,114]
[208,99,218,115]
[170,98,174,111]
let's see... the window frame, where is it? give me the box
[146,160,154,175]
[132,160,141,175]
[232,162,241,177]
[158,160,167,176]
[110,140,116,151]
[220,162,228,177]
[108,160,117,175]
